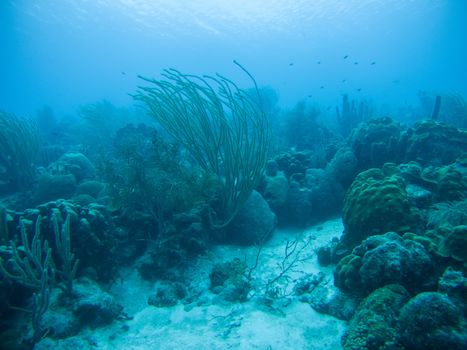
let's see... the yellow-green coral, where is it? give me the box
[342,168,420,245]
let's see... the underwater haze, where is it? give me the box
[1,1,467,350]
[1,0,466,116]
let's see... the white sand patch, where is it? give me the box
[37,218,346,350]
[109,268,154,315]
[234,302,344,349]
[101,299,344,349]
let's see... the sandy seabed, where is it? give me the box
[38,219,346,350]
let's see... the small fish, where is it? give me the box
[357,88,362,92]
[370,61,376,65]
[121,71,126,75]
[317,61,321,64]
[289,62,294,66]
[320,86,324,89]
[392,79,400,84]
[354,62,359,65]
[343,55,348,59]
[342,79,347,83]
[307,94,312,98]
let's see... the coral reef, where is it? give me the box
[282,101,334,153]
[403,120,467,165]
[398,292,467,350]
[342,168,420,246]
[210,258,250,302]
[336,94,374,137]
[34,173,77,204]
[349,117,403,171]
[325,146,359,189]
[334,232,434,295]
[341,284,410,350]
[225,190,276,245]
[1,61,467,350]
[262,169,289,219]
[438,267,467,312]
[136,66,271,229]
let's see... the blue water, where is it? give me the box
[1,0,466,116]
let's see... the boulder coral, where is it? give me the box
[53,152,96,182]
[403,120,467,166]
[334,232,434,295]
[349,117,403,171]
[426,225,467,268]
[226,190,276,245]
[342,168,420,246]
[262,170,288,218]
[421,163,467,202]
[341,284,410,350]
[398,292,467,350]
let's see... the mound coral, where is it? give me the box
[334,232,434,295]
[349,117,403,171]
[403,120,467,166]
[398,292,467,350]
[341,284,410,350]
[342,168,420,246]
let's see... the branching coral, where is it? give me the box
[135,62,271,229]
[336,94,374,137]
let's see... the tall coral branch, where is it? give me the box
[52,212,79,296]
[135,63,271,229]
[0,217,52,290]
